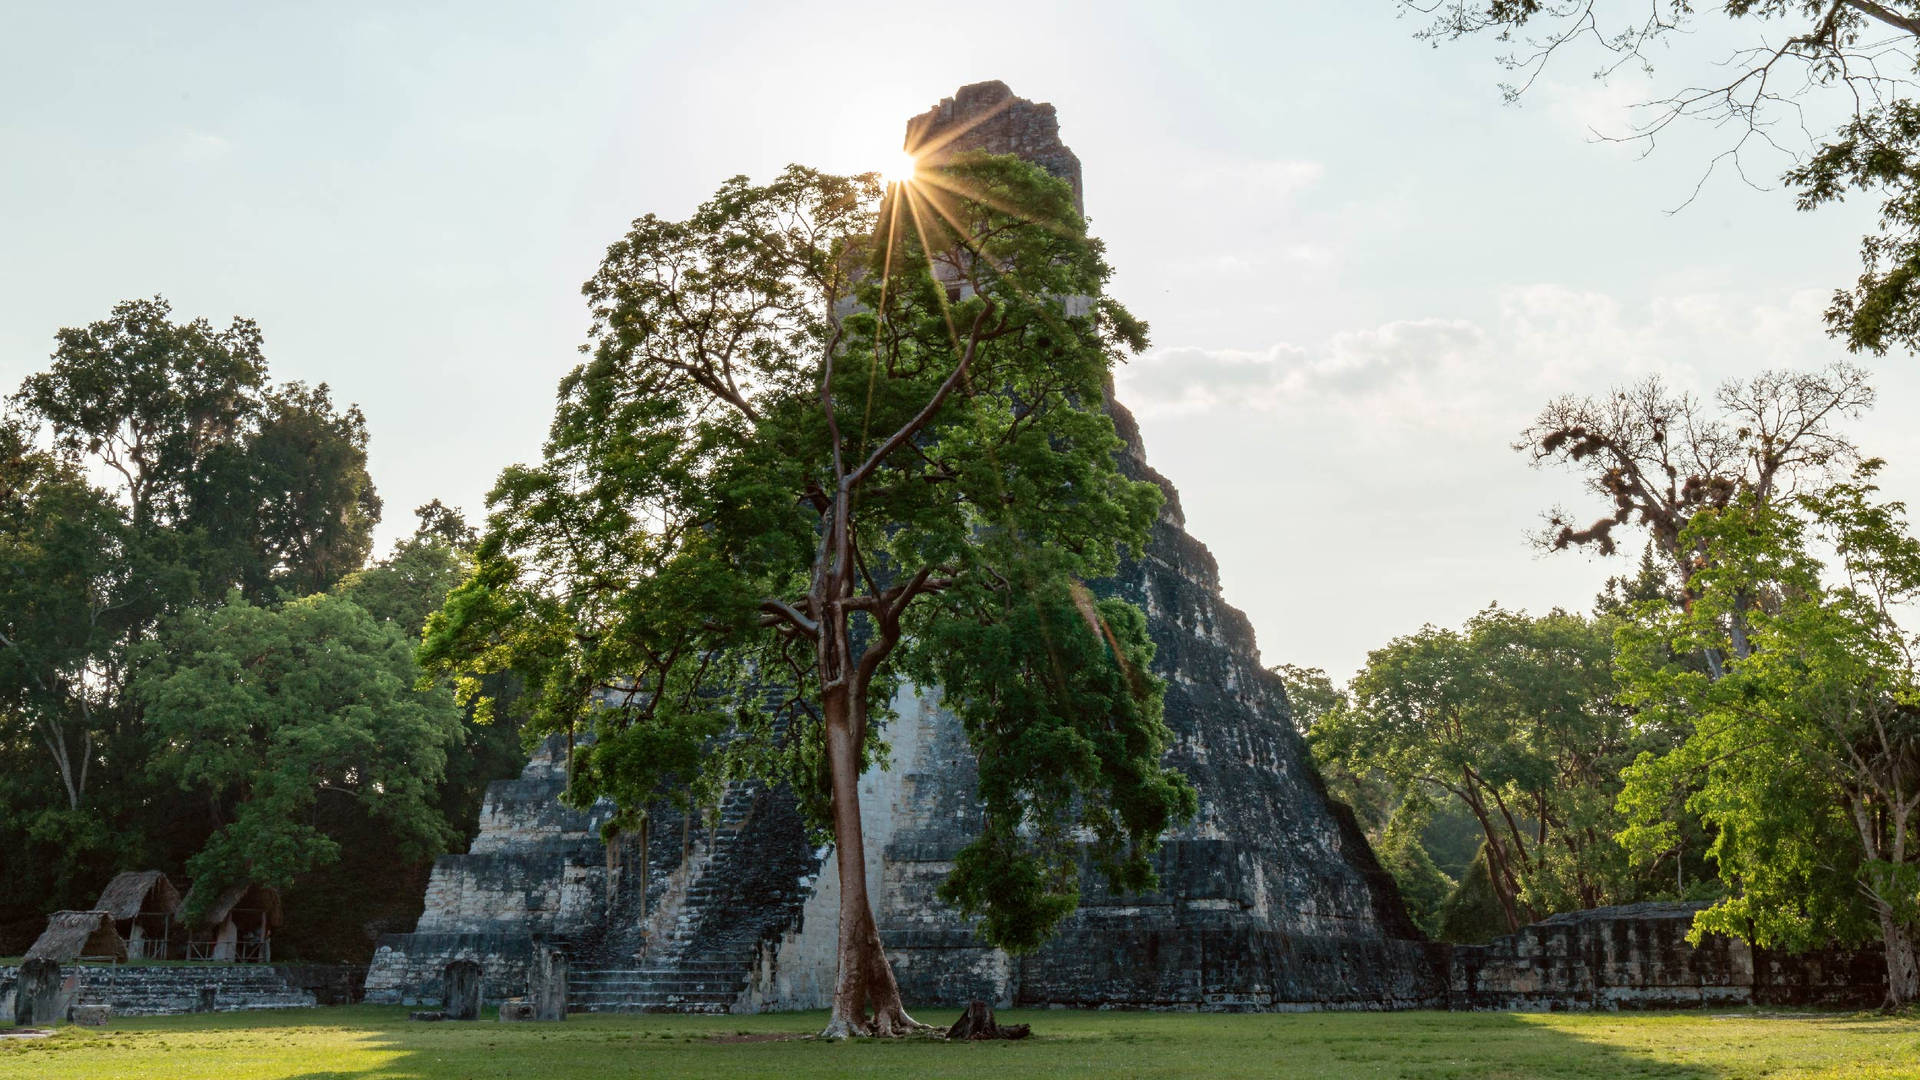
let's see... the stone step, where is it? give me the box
[572,991,729,1006]
[575,960,743,973]
[572,989,739,1002]
[571,978,742,994]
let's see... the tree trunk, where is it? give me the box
[819,690,919,1038]
[1879,908,1920,1010]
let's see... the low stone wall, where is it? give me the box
[1,963,320,1019]
[274,964,367,1006]
[1446,903,1885,1011]
[363,932,535,1006]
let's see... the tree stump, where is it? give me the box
[15,960,61,1026]
[946,1000,1029,1040]
[443,960,482,1021]
[530,945,568,1021]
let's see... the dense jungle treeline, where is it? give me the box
[0,298,525,961]
[1296,360,1920,1005]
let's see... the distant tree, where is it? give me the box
[410,498,478,550]
[1375,789,1458,936]
[1435,844,1513,944]
[1617,462,1920,1007]
[16,296,267,533]
[337,501,526,841]
[12,296,380,601]
[1593,543,1677,619]
[1312,606,1637,932]
[337,504,475,638]
[0,415,133,814]
[136,590,463,899]
[1404,1,1920,353]
[422,155,1193,1037]
[1521,364,1871,673]
[246,382,382,598]
[1283,665,1395,833]
[0,297,384,926]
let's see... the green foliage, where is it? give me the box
[0,299,496,961]
[1283,665,1394,833]
[1375,792,1455,937]
[246,382,382,598]
[422,153,1191,963]
[136,590,463,897]
[916,582,1195,952]
[1435,844,1513,946]
[1311,605,1660,932]
[1615,465,1920,998]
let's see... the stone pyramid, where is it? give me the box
[366,81,1439,1013]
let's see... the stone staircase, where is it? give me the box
[72,964,316,1015]
[568,779,817,1013]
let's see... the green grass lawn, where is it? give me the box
[4,1004,1919,1080]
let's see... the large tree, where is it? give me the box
[1404,1,1920,353]
[422,154,1194,1037]
[1617,464,1920,1007]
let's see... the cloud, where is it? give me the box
[1117,318,1485,420]
[175,131,232,165]
[1175,158,1325,201]
[1116,285,1844,430]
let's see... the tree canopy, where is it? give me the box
[137,590,463,899]
[1616,462,1920,1006]
[1310,606,1643,934]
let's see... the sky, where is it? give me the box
[3,1,1911,682]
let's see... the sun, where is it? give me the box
[882,149,919,186]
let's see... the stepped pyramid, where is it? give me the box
[365,81,1441,1013]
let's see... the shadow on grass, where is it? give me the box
[105,1005,1767,1080]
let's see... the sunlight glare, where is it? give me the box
[884,149,919,186]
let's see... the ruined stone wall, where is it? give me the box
[365,738,613,1004]
[1446,903,1886,1011]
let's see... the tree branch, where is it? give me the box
[1844,0,1920,39]
[846,302,994,491]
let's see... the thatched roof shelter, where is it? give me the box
[25,910,127,963]
[93,871,181,922]
[182,882,283,930]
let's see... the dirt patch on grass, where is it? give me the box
[707,1032,809,1043]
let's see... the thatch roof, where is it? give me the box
[25,910,128,962]
[181,883,284,930]
[93,871,181,922]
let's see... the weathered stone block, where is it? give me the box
[443,960,481,1020]
[530,946,566,1021]
[69,1004,109,1027]
[15,959,62,1026]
